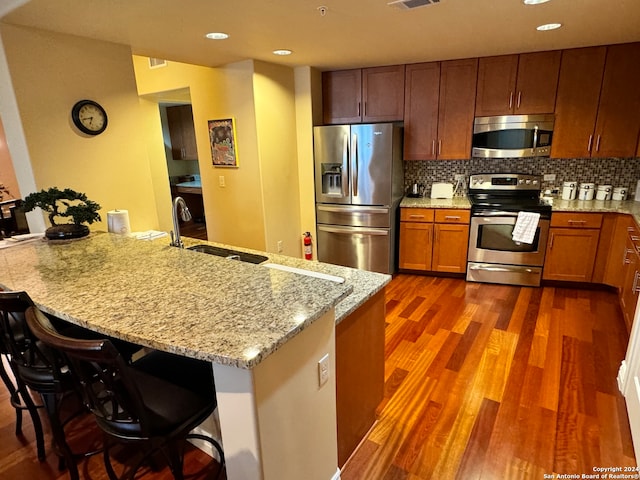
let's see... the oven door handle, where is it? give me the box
[473,211,519,218]
[469,264,538,274]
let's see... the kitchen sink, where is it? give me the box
[187,244,268,264]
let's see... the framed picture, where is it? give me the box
[208,118,238,167]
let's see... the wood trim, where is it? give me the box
[336,289,386,467]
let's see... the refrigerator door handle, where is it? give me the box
[318,225,388,236]
[317,205,389,215]
[342,133,349,198]
[352,133,358,197]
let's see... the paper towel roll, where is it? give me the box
[107,209,131,235]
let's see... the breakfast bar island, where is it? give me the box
[0,232,390,480]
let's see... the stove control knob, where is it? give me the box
[526,179,531,184]
[532,180,539,185]
[518,179,525,184]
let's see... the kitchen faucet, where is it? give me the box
[170,196,192,248]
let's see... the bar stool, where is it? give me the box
[26,305,225,480]
[0,291,86,477]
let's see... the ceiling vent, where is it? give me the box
[387,0,440,9]
[148,57,167,69]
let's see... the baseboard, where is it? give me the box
[331,467,341,480]
[618,360,628,395]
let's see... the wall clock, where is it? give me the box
[71,99,108,136]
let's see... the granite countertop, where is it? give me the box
[179,237,391,323]
[400,196,471,209]
[0,233,356,369]
[546,198,640,225]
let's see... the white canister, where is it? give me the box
[596,185,612,201]
[613,187,628,201]
[578,183,595,201]
[561,181,577,200]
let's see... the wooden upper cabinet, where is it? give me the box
[166,105,198,161]
[475,51,560,116]
[322,69,362,124]
[592,43,640,158]
[437,59,478,160]
[475,55,518,116]
[403,59,477,160]
[322,66,404,124]
[551,46,607,159]
[362,65,405,123]
[403,62,440,160]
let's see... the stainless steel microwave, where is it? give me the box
[472,114,554,158]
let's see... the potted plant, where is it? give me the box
[23,187,101,240]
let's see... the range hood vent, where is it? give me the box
[148,57,167,69]
[387,0,440,9]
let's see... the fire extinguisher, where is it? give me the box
[303,232,313,260]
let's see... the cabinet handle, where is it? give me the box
[567,220,587,225]
[632,236,640,242]
[444,215,461,220]
[595,135,601,152]
[549,232,555,250]
[409,215,425,219]
[508,91,513,109]
[587,135,593,152]
[431,140,436,156]
[624,248,633,265]
[438,140,442,156]
[357,102,361,117]
[516,91,522,109]
[434,228,438,244]
[628,227,637,233]
[364,102,367,116]
[633,271,640,294]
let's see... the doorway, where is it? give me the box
[155,88,207,241]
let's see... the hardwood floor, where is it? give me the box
[341,274,636,479]
[1,273,635,479]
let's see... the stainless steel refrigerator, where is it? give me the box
[314,123,404,274]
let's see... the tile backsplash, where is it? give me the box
[404,157,640,197]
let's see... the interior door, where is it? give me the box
[621,299,640,465]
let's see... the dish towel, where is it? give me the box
[512,211,540,244]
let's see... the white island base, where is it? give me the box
[212,310,339,480]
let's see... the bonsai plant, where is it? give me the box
[23,187,101,240]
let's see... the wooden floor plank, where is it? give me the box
[3,273,636,480]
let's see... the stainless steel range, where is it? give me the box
[466,173,552,287]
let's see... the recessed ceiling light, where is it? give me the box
[273,49,293,56]
[524,0,551,4]
[536,22,562,31]
[205,32,229,40]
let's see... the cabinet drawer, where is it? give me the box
[434,209,470,224]
[550,212,603,228]
[400,208,434,223]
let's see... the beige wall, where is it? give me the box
[0,116,20,200]
[253,61,301,256]
[294,66,322,258]
[0,25,159,232]
[134,56,310,256]
[133,56,267,250]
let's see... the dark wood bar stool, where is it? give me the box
[0,291,90,478]
[26,306,225,480]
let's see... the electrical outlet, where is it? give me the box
[454,174,465,181]
[543,173,556,182]
[318,354,329,387]
[277,240,283,253]
[219,175,225,187]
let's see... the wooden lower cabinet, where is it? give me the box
[543,227,601,282]
[620,225,640,333]
[399,222,433,270]
[335,290,385,467]
[399,208,469,273]
[432,224,470,273]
